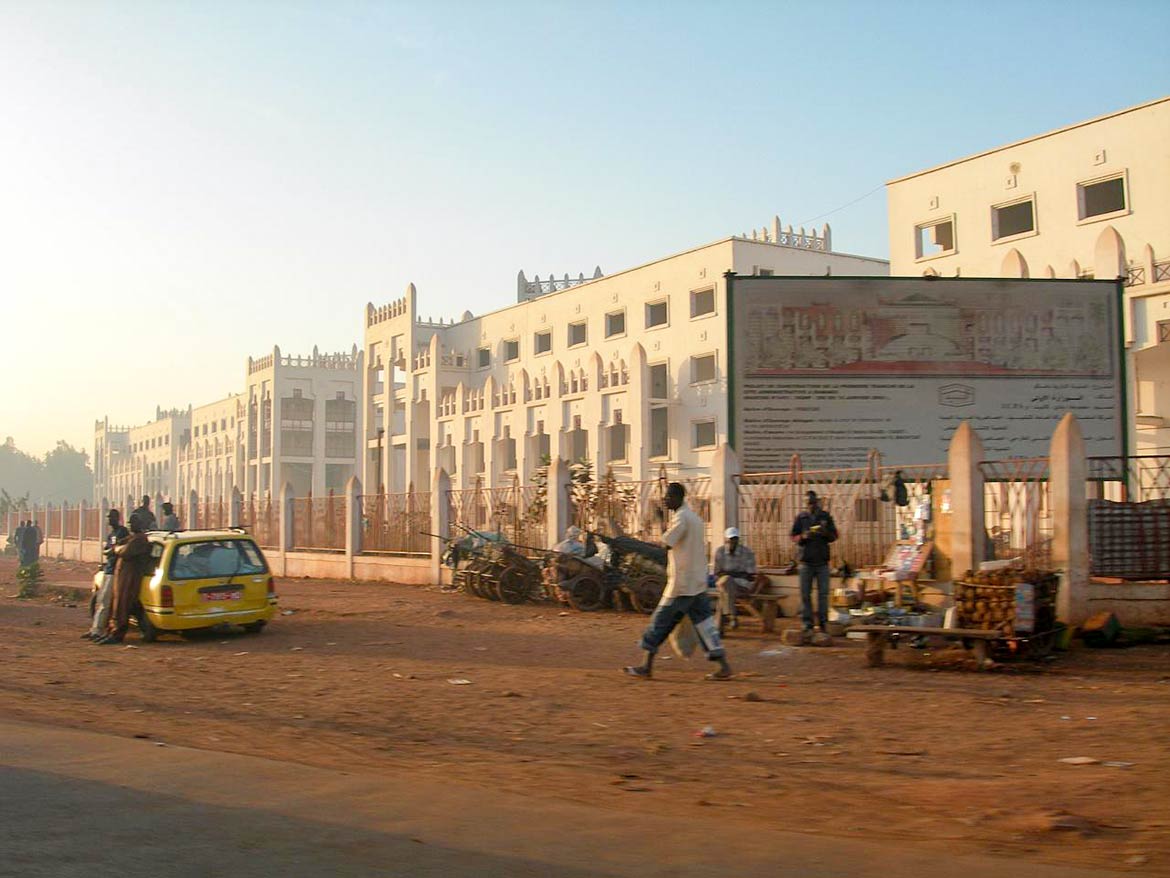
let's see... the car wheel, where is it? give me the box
[242,621,266,634]
[134,604,159,643]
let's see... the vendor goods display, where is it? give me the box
[955,567,1057,638]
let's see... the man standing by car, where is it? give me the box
[130,495,157,532]
[83,509,129,641]
[791,491,838,638]
[96,515,152,645]
[624,482,732,681]
[712,526,759,630]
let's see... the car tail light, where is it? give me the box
[161,585,174,608]
[266,576,275,596]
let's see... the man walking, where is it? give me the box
[712,527,759,630]
[83,509,129,641]
[96,515,152,645]
[624,482,732,680]
[130,495,157,532]
[791,491,838,638]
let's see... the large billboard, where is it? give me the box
[728,276,1124,471]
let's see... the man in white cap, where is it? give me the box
[712,526,758,629]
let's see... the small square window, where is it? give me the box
[1078,174,1126,220]
[568,321,587,347]
[605,310,626,338]
[477,347,491,369]
[693,419,717,449]
[503,339,520,362]
[534,330,552,355]
[691,354,716,384]
[690,288,715,317]
[649,363,669,399]
[992,197,1035,240]
[645,300,668,328]
[915,217,956,259]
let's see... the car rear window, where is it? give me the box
[168,540,268,581]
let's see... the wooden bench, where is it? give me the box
[851,624,1003,669]
[711,575,786,633]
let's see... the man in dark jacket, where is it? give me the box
[97,516,153,644]
[790,491,838,635]
[130,495,157,532]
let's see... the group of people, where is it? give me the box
[620,484,839,681]
[10,518,44,567]
[82,495,170,645]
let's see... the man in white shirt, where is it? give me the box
[624,482,732,680]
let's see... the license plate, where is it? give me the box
[203,591,242,602]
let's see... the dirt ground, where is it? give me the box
[2,556,1168,874]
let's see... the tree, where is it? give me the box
[0,437,94,503]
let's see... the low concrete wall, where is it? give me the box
[1086,581,1170,626]
[39,538,102,565]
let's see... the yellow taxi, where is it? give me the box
[134,528,278,641]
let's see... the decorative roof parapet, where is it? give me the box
[517,266,603,302]
[735,216,832,253]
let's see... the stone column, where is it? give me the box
[279,481,294,561]
[230,487,243,528]
[345,475,362,579]
[78,500,87,549]
[187,490,199,531]
[947,421,985,578]
[1050,414,1090,624]
[709,443,741,538]
[546,456,570,547]
[429,467,451,585]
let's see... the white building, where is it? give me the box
[886,96,1170,454]
[242,345,364,499]
[176,394,245,504]
[93,407,190,506]
[363,220,888,494]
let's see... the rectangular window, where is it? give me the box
[649,363,669,399]
[915,217,956,259]
[693,419,717,449]
[691,353,716,384]
[690,288,715,318]
[1078,174,1126,220]
[645,300,668,328]
[568,321,587,347]
[503,339,520,362]
[605,310,626,338]
[992,197,1035,240]
[650,407,669,458]
[607,423,629,463]
[534,330,552,355]
[477,347,491,368]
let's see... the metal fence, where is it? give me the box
[196,497,229,530]
[1087,455,1170,580]
[63,507,80,540]
[448,477,547,551]
[292,492,346,552]
[242,493,278,548]
[83,507,101,539]
[1088,455,1170,502]
[360,491,431,554]
[980,457,1052,568]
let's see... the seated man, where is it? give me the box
[712,527,758,629]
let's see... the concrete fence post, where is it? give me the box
[1050,413,1090,624]
[187,490,199,531]
[78,500,87,547]
[546,457,570,548]
[430,468,451,585]
[230,487,243,528]
[279,481,294,561]
[101,499,110,534]
[345,476,362,579]
[709,443,741,539]
[947,421,985,578]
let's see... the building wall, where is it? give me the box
[97,407,190,507]
[363,229,888,493]
[886,96,1170,453]
[177,395,245,504]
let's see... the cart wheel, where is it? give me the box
[1027,630,1056,660]
[627,575,664,614]
[496,566,529,604]
[566,574,604,612]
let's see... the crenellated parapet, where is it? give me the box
[517,267,603,302]
[735,215,832,253]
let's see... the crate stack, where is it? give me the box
[954,568,1058,638]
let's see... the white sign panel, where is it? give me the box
[729,277,1123,471]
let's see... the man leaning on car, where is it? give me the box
[83,509,128,642]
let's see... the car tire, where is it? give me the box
[134,604,159,643]
[242,621,266,634]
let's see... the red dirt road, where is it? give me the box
[2,557,1167,874]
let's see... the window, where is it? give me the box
[915,217,956,259]
[992,197,1035,241]
[650,407,669,459]
[649,363,669,399]
[568,321,587,347]
[605,310,626,338]
[691,353,716,384]
[607,422,629,463]
[534,330,552,355]
[645,300,668,328]
[477,346,491,368]
[693,419,717,449]
[503,339,520,362]
[1078,174,1127,221]
[690,288,715,318]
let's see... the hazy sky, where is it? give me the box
[2,0,1167,459]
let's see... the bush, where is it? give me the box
[16,562,42,598]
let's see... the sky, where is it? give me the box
[1,0,1168,459]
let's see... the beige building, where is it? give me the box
[886,96,1170,453]
[176,394,245,504]
[93,407,190,506]
[363,220,888,494]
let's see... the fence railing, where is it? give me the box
[292,492,346,552]
[360,492,431,554]
[83,507,101,539]
[448,477,547,551]
[980,457,1052,569]
[197,497,229,530]
[242,493,278,548]
[1088,455,1170,502]
[1087,455,1170,579]
[63,507,80,540]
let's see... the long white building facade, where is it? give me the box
[886,96,1170,454]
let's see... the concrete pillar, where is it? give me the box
[546,456,571,547]
[429,467,451,585]
[345,475,362,579]
[947,421,985,578]
[279,481,294,560]
[1050,414,1090,624]
[709,443,741,538]
[100,498,110,535]
[78,500,87,545]
[230,487,243,528]
[187,490,199,531]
